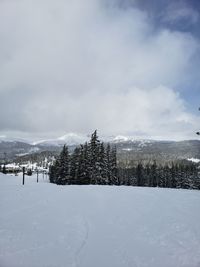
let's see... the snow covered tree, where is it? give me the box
[81,142,90,184]
[170,163,177,188]
[49,159,60,184]
[136,163,144,186]
[76,144,91,185]
[98,142,108,184]
[56,145,70,185]
[162,165,170,188]
[70,147,80,184]
[105,143,111,184]
[2,164,7,174]
[149,161,157,187]
[88,130,101,184]
[110,146,118,185]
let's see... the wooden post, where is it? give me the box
[22,167,25,185]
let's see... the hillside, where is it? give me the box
[0,141,60,162]
[0,173,200,267]
[1,138,200,165]
[116,139,200,165]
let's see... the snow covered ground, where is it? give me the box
[188,158,200,163]
[0,173,200,267]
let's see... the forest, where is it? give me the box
[49,131,200,190]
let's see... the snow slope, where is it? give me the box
[0,173,200,267]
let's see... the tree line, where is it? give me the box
[49,130,200,190]
[49,130,118,185]
[118,161,200,190]
[0,164,6,174]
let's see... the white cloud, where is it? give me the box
[0,0,199,140]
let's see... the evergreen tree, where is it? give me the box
[77,144,90,185]
[150,161,157,187]
[70,147,80,184]
[105,143,111,184]
[110,146,118,185]
[170,163,177,188]
[82,142,90,184]
[98,142,108,184]
[49,160,59,184]
[136,163,144,186]
[194,171,200,189]
[176,164,184,189]
[49,164,54,183]
[2,164,6,174]
[162,165,170,188]
[88,130,101,184]
[56,145,70,185]
[145,163,151,187]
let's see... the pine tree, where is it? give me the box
[105,143,111,184]
[49,164,54,183]
[49,159,60,183]
[136,162,144,186]
[2,164,6,174]
[110,146,118,185]
[88,130,101,184]
[145,163,151,186]
[150,161,157,187]
[70,147,80,184]
[56,145,70,185]
[76,144,90,185]
[82,142,90,184]
[170,163,177,188]
[176,163,184,189]
[98,142,107,184]
[194,171,200,190]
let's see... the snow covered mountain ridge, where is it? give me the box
[36,135,157,146]
[1,134,200,166]
[32,133,88,146]
[1,132,199,147]
[32,133,134,146]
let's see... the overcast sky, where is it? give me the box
[0,0,200,141]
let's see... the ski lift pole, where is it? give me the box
[22,167,25,185]
[36,168,39,183]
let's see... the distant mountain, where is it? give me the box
[33,133,88,147]
[114,139,200,164]
[0,141,60,162]
[1,134,200,164]
[0,141,36,161]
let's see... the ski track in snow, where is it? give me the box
[74,218,89,267]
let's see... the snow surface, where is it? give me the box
[188,158,200,163]
[0,173,200,267]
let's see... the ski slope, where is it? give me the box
[0,173,200,267]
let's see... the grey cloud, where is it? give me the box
[0,0,199,140]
